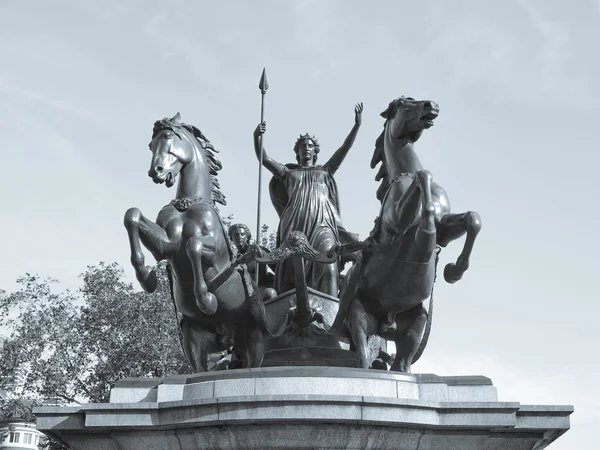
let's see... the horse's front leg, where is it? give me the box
[412,170,437,262]
[186,237,218,315]
[124,207,175,292]
[437,211,482,283]
[382,175,421,235]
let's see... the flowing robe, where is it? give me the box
[269,163,357,294]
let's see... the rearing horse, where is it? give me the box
[333,97,481,372]
[124,113,269,372]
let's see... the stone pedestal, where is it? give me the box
[34,367,572,450]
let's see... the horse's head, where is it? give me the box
[147,113,227,205]
[148,113,197,188]
[371,97,440,201]
[381,97,439,142]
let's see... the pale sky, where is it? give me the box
[1,1,598,448]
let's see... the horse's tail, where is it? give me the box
[331,260,362,333]
[165,263,190,365]
[411,246,441,364]
[411,288,433,364]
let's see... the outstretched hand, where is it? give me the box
[354,103,363,126]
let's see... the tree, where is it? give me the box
[259,223,277,250]
[0,262,188,432]
[77,262,188,402]
[0,273,85,405]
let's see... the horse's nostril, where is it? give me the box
[155,166,164,173]
[423,102,431,109]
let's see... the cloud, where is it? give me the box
[0,79,101,125]
[517,0,570,91]
[423,4,517,87]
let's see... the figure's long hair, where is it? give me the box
[228,223,251,241]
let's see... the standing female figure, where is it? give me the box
[253,103,363,297]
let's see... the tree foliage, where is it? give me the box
[259,223,277,250]
[0,262,188,412]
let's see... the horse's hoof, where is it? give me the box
[138,268,158,293]
[198,292,218,315]
[444,263,464,284]
[370,360,389,371]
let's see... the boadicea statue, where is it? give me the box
[37,94,571,450]
[254,103,363,298]
[123,91,481,374]
[123,114,273,372]
[228,222,277,300]
[36,79,574,450]
[332,97,482,372]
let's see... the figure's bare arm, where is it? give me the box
[254,122,285,177]
[325,103,363,174]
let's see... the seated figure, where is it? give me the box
[228,223,277,301]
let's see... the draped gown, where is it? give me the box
[269,163,357,294]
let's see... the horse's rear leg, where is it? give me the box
[388,305,427,373]
[186,237,218,315]
[124,208,174,292]
[239,324,265,369]
[437,211,482,283]
[348,300,377,369]
[180,320,219,372]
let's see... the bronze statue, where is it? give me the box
[123,113,271,372]
[333,97,481,373]
[228,223,277,300]
[254,103,363,297]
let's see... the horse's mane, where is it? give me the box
[370,97,415,203]
[152,116,226,207]
[371,129,389,202]
[370,99,399,202]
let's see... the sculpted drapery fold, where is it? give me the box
[269,163,357,293]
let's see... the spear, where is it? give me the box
[255,68,269,283]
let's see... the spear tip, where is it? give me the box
[259,67,269,93]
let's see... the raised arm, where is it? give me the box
[254,122,285,177]
[325,103,363,174]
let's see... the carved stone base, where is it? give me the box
[34,367,572,450]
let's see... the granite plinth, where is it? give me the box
[34,367,572,450]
